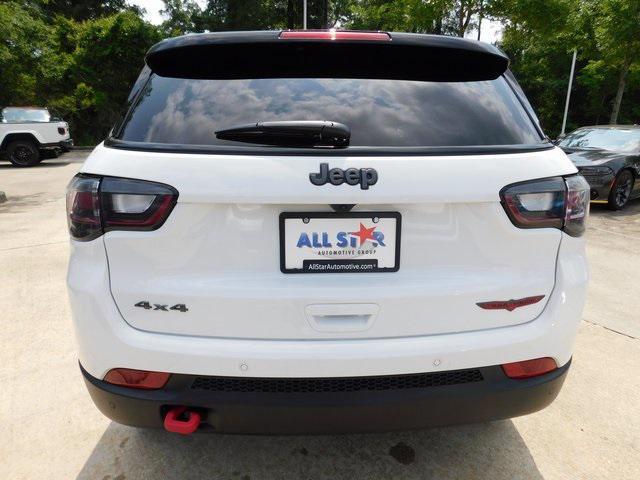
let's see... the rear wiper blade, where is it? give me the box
[215,121,350,148]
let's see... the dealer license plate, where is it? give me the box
[279,212,401,273]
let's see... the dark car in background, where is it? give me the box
[559,126,640,210]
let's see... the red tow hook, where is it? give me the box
[163,406,201,435]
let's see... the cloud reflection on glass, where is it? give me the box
[120,75,541,147]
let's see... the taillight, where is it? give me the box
[66,176,101,241]
[104,368,170,389]
[66,174,178,241]
[279,30,391,41]
[502,358,558,379]
[563,175,590,237]
[100,177,178,232]
[500,175,589,237]
[58,127,66,135]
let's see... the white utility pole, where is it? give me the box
[477,0,483,41]
[303,0,307,29]
[561,49,577,136]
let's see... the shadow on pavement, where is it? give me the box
[0,193,48,213]
[0,150,87,169]
[77,420,543,480]
[0,160,72,169]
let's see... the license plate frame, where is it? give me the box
[279,211,401,274]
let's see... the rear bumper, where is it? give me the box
[41,139,74,151]
[579,172,614,201]
[81,360,570,434]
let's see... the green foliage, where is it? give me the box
[496,0,640,135]
[1,0,639,143]
[160,0,202,36]
[63,11,161,144]
[1,2,159,144]
[342,1,487,35]
[36,0,141,21]
[0,2,54,105]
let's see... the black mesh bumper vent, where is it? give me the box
[190,369,483,394]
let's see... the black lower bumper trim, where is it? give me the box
[579,173,614,202]
[40,139,74,151]
[81,361,570,434]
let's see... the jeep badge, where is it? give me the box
[309,163,378,190]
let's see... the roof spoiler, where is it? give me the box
[146,30,509,82]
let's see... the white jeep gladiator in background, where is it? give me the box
[0,107,73,167]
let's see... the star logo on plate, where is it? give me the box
[350,223,377,246]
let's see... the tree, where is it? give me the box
[0,2,59,106]
[492,0,584,134]
[2,0,639,144]
[449,0,484,36]
[590,0,640,124]
[198,0,289,30]
[495,0,640,132]
[35,0,141,21]
[59,11,161,143]
[194,0,337,31]
[161,0,202,36]
[342,0,490,36]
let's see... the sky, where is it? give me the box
[466,19,504,44]
[127,0,206,25]
[127,0,503,43]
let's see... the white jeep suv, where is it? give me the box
[66,31,589,435]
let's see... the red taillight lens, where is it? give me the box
[104,368,170,389]
[279,30,391,41]
[66,176,102,241]
[502,358,558,379]
[563,175,590,237]
[500,175,589,237]
[66,174,178,241]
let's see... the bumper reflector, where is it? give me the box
[104,368,170,389]
[502,358,558,379]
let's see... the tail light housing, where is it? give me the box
[66,174,178,241]
[500,175,589,237]
[66,175,101,241]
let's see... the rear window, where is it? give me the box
[116,74,542,148]
[560,128,640,154]
[2,108,50,123]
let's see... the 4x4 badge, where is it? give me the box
[309,163,378,190]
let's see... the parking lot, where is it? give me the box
[1,151,639,479]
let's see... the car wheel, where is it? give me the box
[608,170,634,210]
[7,140,41,167]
